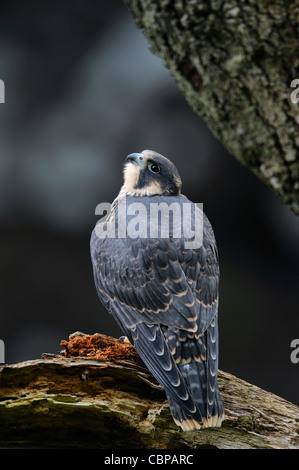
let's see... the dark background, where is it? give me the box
[0,0,298,406]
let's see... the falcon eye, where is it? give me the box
[148,162,160,174]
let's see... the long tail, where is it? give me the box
[111,299,223,431]
[164,319,223,431]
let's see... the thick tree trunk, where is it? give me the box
[0,333,298,449]
[124,0,299,214]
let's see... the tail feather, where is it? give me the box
[164,323,223,431]
[206,316,223,424]
[112,305,223,432]
[166,394,202,431]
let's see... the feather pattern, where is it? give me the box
[91,152,223,431]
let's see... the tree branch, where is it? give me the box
[124,0,299,214]
[0,333,298,449]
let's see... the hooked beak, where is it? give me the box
[125,152,146,168]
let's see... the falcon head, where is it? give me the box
[122,149,182,197]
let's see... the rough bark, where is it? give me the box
[124,0,299,214]
[0,333,298,449]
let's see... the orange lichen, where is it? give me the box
[60,333,138,361]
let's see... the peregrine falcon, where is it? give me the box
[90,150,223,431]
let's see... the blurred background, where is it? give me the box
[0,0,298,406]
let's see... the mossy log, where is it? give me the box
[0,333,298,449]
[124,0,299,214]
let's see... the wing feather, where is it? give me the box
[90,195,222,429]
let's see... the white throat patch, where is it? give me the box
[122,162,140,192]
[120,162,163,197]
